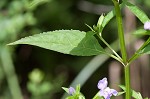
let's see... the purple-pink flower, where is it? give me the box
[97,77,118,99]
[144,21,150,30]
[68,87,75,95]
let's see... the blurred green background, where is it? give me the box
[0,0,150,99]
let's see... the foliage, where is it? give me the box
[8,30,105,56]
[0,0,150,99]
[62,85,86,99]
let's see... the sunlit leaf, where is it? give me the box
[117,91,125,96]
[119,85,143,99]
[97,14,105,33]
[75,84,81,94]
[126,2,150,23]
[8,30,105,56]
[133,29,150,36]
[62,87,69,94]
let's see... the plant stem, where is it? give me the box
[124,64,130,99]
[112,0,130,99]
[98,34,123,62]
[92,92,99,99]
[112,0,127,63]
[104,52,124,65]
[97,34,124,64]
[0,46,23,99]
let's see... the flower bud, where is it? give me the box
[144,21,150,30]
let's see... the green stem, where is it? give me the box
[92,92,99,99]
[124,64,130,99]
[98,34,123,62]
[112,0,130,99]
[104,52,124,65]
[0,46,23,99]
[112,0,127,63]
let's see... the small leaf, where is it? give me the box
[117,91,125,96]
[132,92,143,99]
[126,2,150,23]
[93,96,104,99]
[75,84,81,95]
[97,14,105,28]
[133,29,150,36]
[97,14,105,33]
[140,43,150,54]
[8,30,105,56]
[101,3,124,31]
[119,85,125,90]
[119,85,143,99]
[66,96,74,99]
[93,92,104,99]
[139,37,150,54]
[62,87,69,94]
[101,9,114,30]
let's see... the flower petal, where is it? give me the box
[110,89,118,96]
[99,90,111,99]
[68,87,75,95]
[99,87,118,99]
[97,77,108,90]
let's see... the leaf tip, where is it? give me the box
[7,43,14,46]
[7,41,19,46]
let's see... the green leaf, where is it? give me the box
[101,3,124,31]
[133,29,150,36]
[140,43,150,54]
[86,3,123,34]
[62,85,85,99]
[132,91,143,99]
[117,91,125,96]
[77,95,85,99]
[97,14,105,33]
[101,9,115,30]
[8,30,105,56]
[144,97,149,99]
[93,92,104,99]
[138,37,150,54]
[66,95,85,99]
[75,84,81,94]
[62,87,69,94]
[97,14,105,28]
[119,85,143,99]
[93,96,103,99]
[125,2,150,23]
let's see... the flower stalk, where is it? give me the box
[112,0,130,99]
